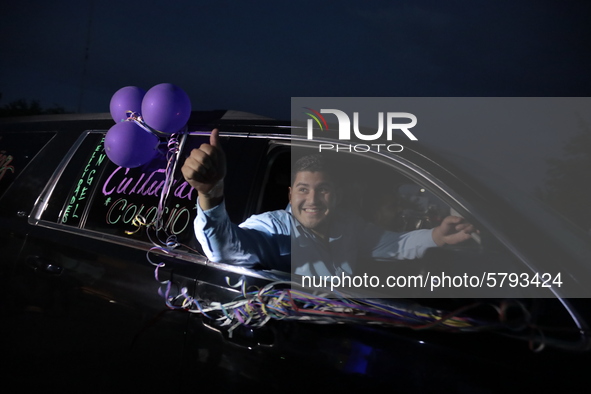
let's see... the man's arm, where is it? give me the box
[182,129,290,270]
[195,200,291,269]
[181,128,226,210]
[365,216,476,260]
[431,216,476,246]
[368,225,438,260]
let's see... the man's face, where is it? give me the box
[289,171,337,234]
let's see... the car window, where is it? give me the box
[36,132,105,223]
[72,134,214,250]
[258,144,528,298]
[264,144,470,236]
[0,131,55,199]
[59,134,108,227]
[38,131,267,259]
[37,132,201,248]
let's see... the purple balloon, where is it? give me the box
[104,121,160,168]
[110,86,146,122]
[141,83,191,134]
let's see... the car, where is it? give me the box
[1,110,591,392]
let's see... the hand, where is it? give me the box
[181,129,226,207]
[431,216,477,247]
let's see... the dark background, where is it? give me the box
[1,0,591,231]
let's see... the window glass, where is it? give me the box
[42,131,265,257]
[42,132,105,223]
[267,146,456,233]
[83,135,209,247]
[260,146,523,296]
[59,134,107,227]
[0,131,55,198]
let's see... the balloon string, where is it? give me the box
[124,130,180,241]
[156,133,179,229]
[118,115,188,312]
[125,111,170,137]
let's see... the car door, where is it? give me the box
[179,133,591,392]
[2,128,272,391]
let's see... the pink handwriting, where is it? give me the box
[0,151,15,182]
[102,166,195,201]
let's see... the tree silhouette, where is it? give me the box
[0,93,68,117]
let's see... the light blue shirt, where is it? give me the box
[195,199,437,275]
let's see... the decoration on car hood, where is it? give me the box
[160,276,555,352]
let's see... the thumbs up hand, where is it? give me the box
[182,129,226,208]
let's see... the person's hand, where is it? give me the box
[431,216,477,247]
[181,129,226,208]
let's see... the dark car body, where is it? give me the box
[1,111,591,392]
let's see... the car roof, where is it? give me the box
[0,110,291,134]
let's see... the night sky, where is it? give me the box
[1,0,591,193]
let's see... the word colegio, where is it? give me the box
[105,198,193,235]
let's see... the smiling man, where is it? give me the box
[289,159,335,235]
[182,129,475,275]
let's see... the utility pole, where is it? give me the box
[78,0,94,113]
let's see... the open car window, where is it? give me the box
[257,143,537,300]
